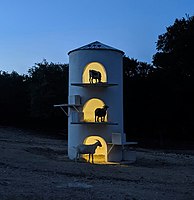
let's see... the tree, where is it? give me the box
[0,71,29,124]
[137,62,155,78]
[123,56,139,78]
[123,56,157,142]
[123,56,154,79]
[152,15,194,143]
[28,59,68,128]
[153,15,194,78]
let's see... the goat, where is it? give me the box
[89,70,101,83]
[95,105,109,122]
[75,140,102,163]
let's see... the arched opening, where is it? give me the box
[82,62,107,83]
[83,136,107,163]
[83,98,108,122]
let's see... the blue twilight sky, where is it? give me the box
[0,0,194,74]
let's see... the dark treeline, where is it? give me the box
[124,15,194,148]
[0,60,68,131]
[123,57,194,148]
[0,15,194,147]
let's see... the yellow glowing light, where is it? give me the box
[83,136,107,163]
[82,62,107,83]
[83,98,108,122]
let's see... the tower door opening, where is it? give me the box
[82,62,107,83]
[83,98,108,122]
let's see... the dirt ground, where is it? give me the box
[0,126,194,200]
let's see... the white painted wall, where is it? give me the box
[68,49,124,161]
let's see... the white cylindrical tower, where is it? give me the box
[68,41,126,162]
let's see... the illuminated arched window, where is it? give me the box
[83,136,107,163]
[83,98,108,122]
[82,62,107,83]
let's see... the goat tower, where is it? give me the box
[64,41,136,162]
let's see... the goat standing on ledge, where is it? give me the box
[75,140,102,163]
[95,105,109,122]
[89,70,102,83]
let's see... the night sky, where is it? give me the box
[0,0,193,74]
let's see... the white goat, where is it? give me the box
[75,140,102,163]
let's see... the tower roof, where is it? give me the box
[68,41,124,55]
